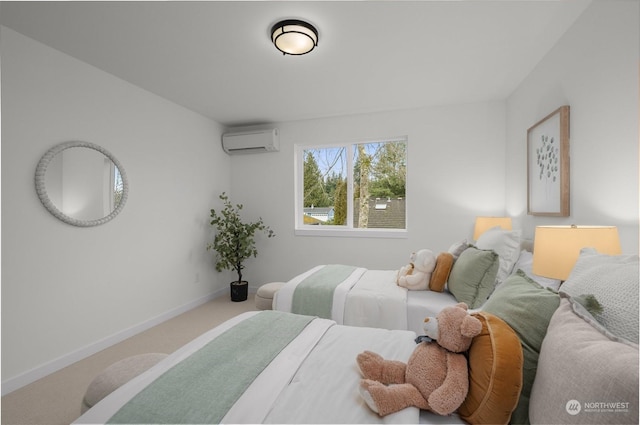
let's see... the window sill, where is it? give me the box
[295,227,408,239]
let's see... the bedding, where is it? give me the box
[74,310,466,425]
[274,265,455,335]
[459,311,523,425]
[509,249,561,291]
[446,246,499,308]
[429,252,455,292]
[529,295,639,425]
[274,237,530,335]
[475,226,521,285]
[560,248,639,344]
[482,270,561,425]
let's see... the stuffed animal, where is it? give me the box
[356,302,482,417]
[396,249,436,290]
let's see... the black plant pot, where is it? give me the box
[230,281,249,302]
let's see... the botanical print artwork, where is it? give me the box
[536,134,560,209]
[535,133,559,194]
[529,113,561,212]
[527,105,569,216]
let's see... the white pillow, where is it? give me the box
[475,226,521,285]
[447,238,469,260]
[511,250,562,291]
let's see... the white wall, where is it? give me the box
[230,101,508,286]
[1,27,230,390]
[506,0,639,253]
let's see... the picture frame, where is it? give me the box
[527,105,570,216]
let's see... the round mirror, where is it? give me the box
[35,141,129,227]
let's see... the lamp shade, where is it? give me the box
[532,225,621,280]
[271,19,318,55]
[473,216,512,240]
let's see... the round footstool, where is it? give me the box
[81,353,168,413]
[255,282,285,310]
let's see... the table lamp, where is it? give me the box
[473,216,512,240]
[532,225,621,280]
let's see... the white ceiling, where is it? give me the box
[0,1,592,127]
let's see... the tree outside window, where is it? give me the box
[298,138,407,231]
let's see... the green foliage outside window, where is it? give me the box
[302,139,406,229]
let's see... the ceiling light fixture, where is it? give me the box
[271,19,318,56]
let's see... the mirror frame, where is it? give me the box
[35,141,129,227]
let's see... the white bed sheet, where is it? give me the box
[406,289,458,335]
[343,269,408,330]
[264,323,419,424]
[276,266,461,333]
[76,311,466,425]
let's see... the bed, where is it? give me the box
[273,264,460,335]
[274,230,543,335]
[74,310,465,424]
[75,244,638,425]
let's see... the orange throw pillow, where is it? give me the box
[459,312,523,425]
[429,252,454,292]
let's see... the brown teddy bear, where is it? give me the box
[356,302,482,417]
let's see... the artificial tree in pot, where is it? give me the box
[207,192,275,302]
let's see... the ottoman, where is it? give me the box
[81,353,168,413]
[255,282,285,310]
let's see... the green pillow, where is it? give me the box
[447,246,499,308]
[483,270,561,425]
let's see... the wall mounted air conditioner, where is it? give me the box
[221,128,280,154]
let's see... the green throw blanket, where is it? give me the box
[108,311,314,424]
[291,264,357,319]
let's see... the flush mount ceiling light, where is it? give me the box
[271,19,318,55]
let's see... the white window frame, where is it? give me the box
[294,137,408,239]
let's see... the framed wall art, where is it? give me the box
[527,105,570,216]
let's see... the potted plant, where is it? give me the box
[207,192,275,302]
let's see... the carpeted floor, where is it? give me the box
[1,294,258,425]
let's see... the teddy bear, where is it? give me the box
[396,249,436,290]
[356,302,482,417]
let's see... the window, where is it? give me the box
[295,137,407,237]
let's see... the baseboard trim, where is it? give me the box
[1,289,226,396]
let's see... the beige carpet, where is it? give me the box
[1,294,258,425]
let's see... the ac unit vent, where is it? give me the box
[221,128,279,155]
